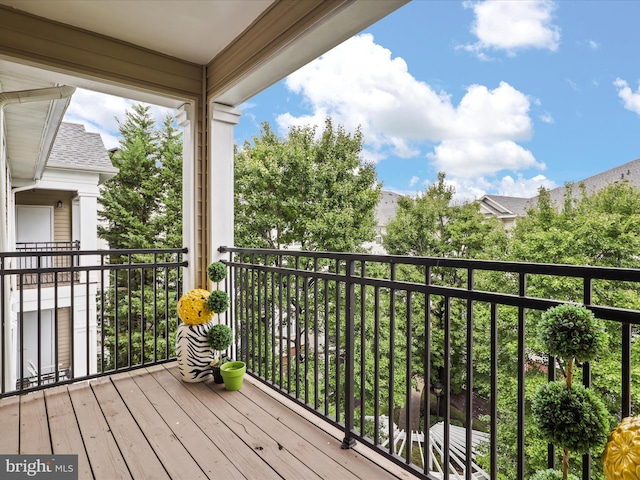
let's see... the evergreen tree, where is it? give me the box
[98,104,161,248]
[97,104,183,370]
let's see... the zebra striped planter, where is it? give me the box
[176,321,214,382]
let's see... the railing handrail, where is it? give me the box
[16,240,80,251]
[1,247,187,399]
[222,246,640,480]
[4,246,188,259]
[219,245,640,282]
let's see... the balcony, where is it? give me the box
[0,363,405,479]
[1,247,639,479]
[15,241,80,287]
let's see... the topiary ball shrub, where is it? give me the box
[206,289,229,314]
[538,304,607,362]
[532,381,609,452]
[530,469,579,480]
[207,261,227,283]
[207,324,233,352]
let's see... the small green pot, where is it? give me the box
[220,361,246,391]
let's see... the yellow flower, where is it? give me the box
[603,416,640,480]
[177,289,214,325]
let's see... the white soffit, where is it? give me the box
[1,72,68,180]
[0,0,275,65]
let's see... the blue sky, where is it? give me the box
[66,1,640,201]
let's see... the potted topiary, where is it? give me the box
[531,304,609,480]
[208,323,232,384]
[175,261,232,383]
[176,288,215,382]
[205,261,246,391]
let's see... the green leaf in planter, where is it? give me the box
[207,261,227,283]
[538,304,607,362]
[531,381,609,452]
[207,289,229,314]
[208,324,233,352]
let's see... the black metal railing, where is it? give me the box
[16,241,80,286]
[220,246,640,480]
[0,247,187,397]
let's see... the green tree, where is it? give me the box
[98,104,160,248]
[234,118,380,252]
[383,172,508,393]
[490,181,640,479]
[98,104,183,370]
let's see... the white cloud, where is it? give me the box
[496,173,555,197]
[588,40,599,50]
[614,78,640,115]
[427,138,543,178]
[566,79,579,91]
[446,173,556,202]
[461,0,560,57]
[279,34,540,178]
[64,88,174,149]
[540,113,554,123]
[409,176,419,187]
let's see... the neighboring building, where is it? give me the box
[478,195,530,231]
[365,190,401,254]
[478,157,640,230]
[7,114,117,388]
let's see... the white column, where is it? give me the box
[176,103,196,292]
[0,108,16,391]
[73,191,98,375]
[209,103,241,265]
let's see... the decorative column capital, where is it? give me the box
[176,102,194,128]
[211,102,241,125]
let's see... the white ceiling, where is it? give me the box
[0,0,274,65]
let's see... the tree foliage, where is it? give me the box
[98,104,182,248]
[98,104,183,370]
[234,118,380,252]
[383,172,508,393]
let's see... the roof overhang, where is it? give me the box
[0,0,409,107]
[0,73,74,181]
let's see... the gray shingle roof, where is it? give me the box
[541,157,640,208]
[482,195,532,217]
[47,122,117,174]
[482,158,640,217]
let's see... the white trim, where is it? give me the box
[209,102,241,267]
[176,102,196,291]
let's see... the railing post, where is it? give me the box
[341,258,356,449]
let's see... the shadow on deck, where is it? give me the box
[0,363,412,479]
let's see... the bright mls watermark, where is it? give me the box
[0,455,77,479]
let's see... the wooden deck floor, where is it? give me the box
[0,363,414,479]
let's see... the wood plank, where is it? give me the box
[240,381,405,479]
[149,366,281,480]
[109,372,209,480]
[68,381,132,480]
[44,385,92,479]
[0,395,20,454]
[245,377,414,480]
[129,368,246,480]
[89,377,170,480]
[221,381,362,480]
[20,391,51,454]
[166,365,321,480]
